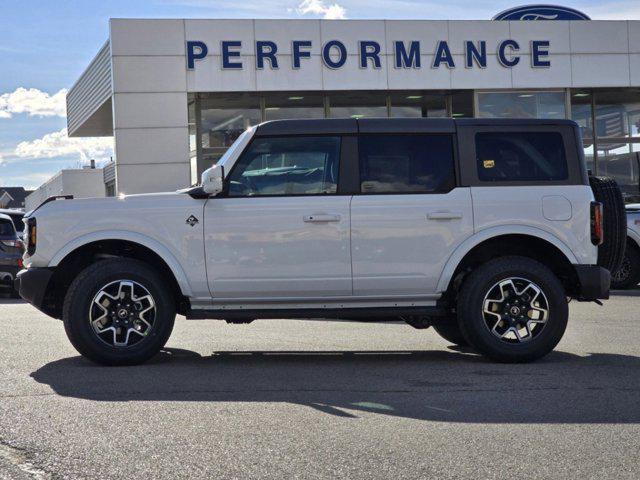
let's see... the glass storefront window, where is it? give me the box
[264,93,325,120]
[597,143,640,203]
[594,89,640,139]
[583,144,595,175]
[570,90,594,140]
[477,91,566,119]
[451,91,474,118]
[329,92,388,118]
[188,96,198,184]
[389,93,447,118]
[200,93,261,149]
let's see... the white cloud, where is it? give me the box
[297,0,347,19]
[0,172,57,190]
[14,128,113,163]
[0,87,67,119]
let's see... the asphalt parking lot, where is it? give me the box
[1,293,639,480]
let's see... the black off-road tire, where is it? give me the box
[611,241,640,290]
[589,176,626,274]
[433,321,469,347]
[63,258,176,366]
[457,256,568,363]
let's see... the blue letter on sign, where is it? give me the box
[394,41,420,68]
[433,41,455,68]
[322,40,347,69]
[359,41,381,68]
[531,40,550,67]
[498,40,520,67]
[292,40,312,68]
[256,41,278,69]
[186,41,208,69]
[464,41,486,68]
[222,41,243,69]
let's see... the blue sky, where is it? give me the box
[1,0,639,189]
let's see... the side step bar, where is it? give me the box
[185,306,449,321]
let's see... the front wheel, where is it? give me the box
[457,256,568,363]
[63,258,176,366]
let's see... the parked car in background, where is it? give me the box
[0,208,25,236]
[16,118,625,365]
[0,213,24,298]
[611,204,640,289]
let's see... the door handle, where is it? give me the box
[427,211,463,220]
[303,214,341,223]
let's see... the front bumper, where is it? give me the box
[574,265,610,300]
[14,267,54,312]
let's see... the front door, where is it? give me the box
[350,132,473,297]
[204,135,352,300]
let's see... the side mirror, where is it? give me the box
[201,165,224,196]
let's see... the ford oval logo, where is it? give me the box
[493,4,591,21]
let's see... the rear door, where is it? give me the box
[350,126,473,297]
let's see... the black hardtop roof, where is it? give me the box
[254,117,578,136]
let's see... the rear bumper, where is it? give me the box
[574,265,610,300]
[14,268,53,311]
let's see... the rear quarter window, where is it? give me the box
[475,131,568,182]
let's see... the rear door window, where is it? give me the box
[475,132,568,182]
[358,134,455,193]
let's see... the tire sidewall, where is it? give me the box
[458,257,568,362]
[611,244,640,290]
[64,259,175,365]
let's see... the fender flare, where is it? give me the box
[436,225,579,293]
[48,230,193,297]
[627,228,640,250]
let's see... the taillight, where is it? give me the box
[17,258,23,268]
[26,218,37,255]
[0,239,22,248]
[591,201,603,246]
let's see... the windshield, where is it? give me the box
[0,219,16,238]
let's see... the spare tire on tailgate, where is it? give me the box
[589,176,626,273]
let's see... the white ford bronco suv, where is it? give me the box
[16,118,625,365]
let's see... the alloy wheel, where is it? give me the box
[482,277,549,343]
[89,280,156,347]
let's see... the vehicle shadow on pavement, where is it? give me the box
[31,347,640,424]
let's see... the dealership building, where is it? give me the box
[65,6,640,201]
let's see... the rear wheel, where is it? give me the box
[457,256,568,363]
[611,242,640,289]
[63,258,176,366]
